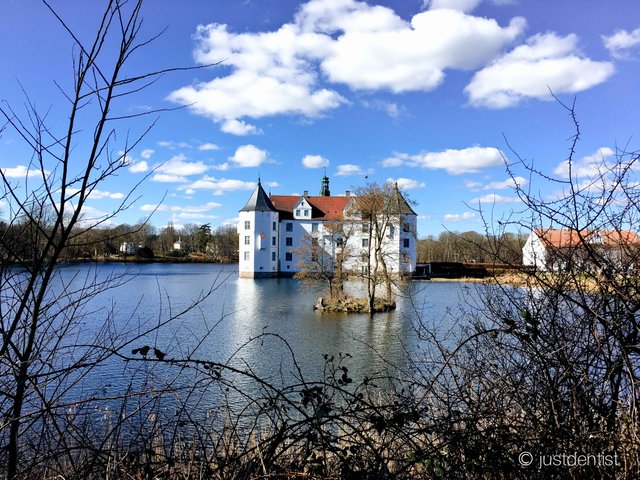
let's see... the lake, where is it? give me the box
[48,262,483,409]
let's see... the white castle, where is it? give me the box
[237,175,417,278]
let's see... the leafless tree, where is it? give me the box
[0,1,217,477]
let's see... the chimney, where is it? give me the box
[345,190,350,197]
[303,190,308,197]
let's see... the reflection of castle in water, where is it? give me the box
[230,275,415,383]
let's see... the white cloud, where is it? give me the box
[152,173,189,183]
[426,0,481,13]
[1,165,49,178]
[318,8,524,93]
[387,177,425,190]
[158,141,192,150]
[553,147,614,178]
[129,161,149,173]
[361,99,403,118]
[603,27,640,60]
[221,119,263,136]
[336,164,366,176]
[483,176,527,190]
[169,0,524,132]
[471,193,519,204]
[302,154,330,168]
[229,145,270,168]
[88,189,125,200]
[140,149,155,159]
[140,201,222,213]
[211,162,230,171]
[382,146,504,174]
[152,154,209,182]
[198,143,220,151]
[66,188,125,201]
[466,32,615,108]
[443,211,476,221]
[180,176,257,195]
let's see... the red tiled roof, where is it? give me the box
[534,228,640,249]
[599,229,640,246]
[269,195,351,221]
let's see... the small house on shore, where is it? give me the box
[522,228,639,272]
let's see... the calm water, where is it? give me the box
[50,262,480,401]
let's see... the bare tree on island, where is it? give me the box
[0,1,217,477]
[295,218,355,301]
[295,182,416,315]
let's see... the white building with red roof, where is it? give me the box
[238,175,417,278]
[523,228,640,272]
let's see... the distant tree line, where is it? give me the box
[0,217,239,263]
[416,231,526,265]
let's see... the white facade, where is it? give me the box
[238,209,280,278]
[238,179,417,278]
[522,231,547,270]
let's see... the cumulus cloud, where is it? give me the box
[425,0,481,13]
[152,173,189,183]
[387,177,426,190]
[168,0,524,132]
[158,140,192,150]
[443,211,476,222]
[129,161,148,173]
[152,154,210,182]
[180,176,257,195]
[553,147,614,178]
[198,143,220,151]
[229,145,270,168]
[302,154,330,168]
[1,165,48,178]
[382,146,504,174]
[471,193,519,204]
[89,189,125,200]
[603,27,640,60]
[140,201,222,213]
[140,149,155,159]
[336,164,367,176]
[466,32,615,108]
[465,176,527,191]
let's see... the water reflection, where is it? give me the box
[45,264,479,402]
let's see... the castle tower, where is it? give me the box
[320,171,330,196]
[238,179,279,278]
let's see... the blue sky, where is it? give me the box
[1,0,639,236]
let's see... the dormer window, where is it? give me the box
[304,209,310,217]
[296,209,301,216]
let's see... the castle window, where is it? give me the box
[244,236,250,245]
[244,251,250,261]
[312,223,318,232]
[272,221,276,231]
[362,223,369,233]
[272,236,276,246]
[336,237,344,248]
[403,222,411,232]
[304,209,310,217]
[286,237,293,246]
[271,252,276,261]
[296,209,301,216]
[403,238,410,248]
[286,252,293,262]
[244,221,250,230]
[389,225,395,239]
[286,223,293,232]
[362,238,369,248]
